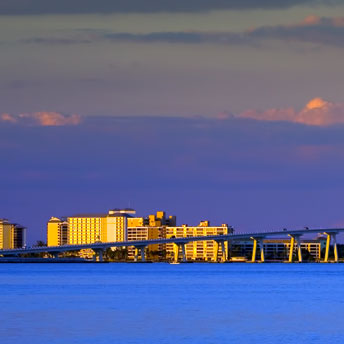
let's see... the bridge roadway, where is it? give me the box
[0,227,343,262]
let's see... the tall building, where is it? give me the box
[47,209,135,246]
[166,222,230,262]
[0,219,26,249]
[47,217,68,246]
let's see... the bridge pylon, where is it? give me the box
[324,232,339,263]
[93,249,104,262]
[173,242,187,262]
[214,240,227,262]
[134,246,146,262]
[250,237,265,262]
[288,234,302,263]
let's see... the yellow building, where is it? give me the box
[166,222,230,262]
[47,209,135,246]
[47,217,68,246]
[127,212,229,262]
[127,211,176,228]
[127,226,166,260]
[0,219,26,249]
[127,217,146,228]
[149,211,176,227]
[126,211,175,260]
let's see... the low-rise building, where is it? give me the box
[166,222,230,262]
[231,238,325,260]
[127,226,166,260]
[128,212,232,262]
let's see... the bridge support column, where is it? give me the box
[228,240,232,261]
[220,241,226,262]
[288,235,295,262]
[296,236,302,263]
[140,246,146,262]
[325,233,331,263]
[93,249,104,262]
[173,243,179,262]
[251,238,257,262]
[288,235,302,262]
[181,244,186,262]
[134,246,146,262]
[259,239,265,262]
[214,241,226,262]
[333,234,338,262]
[214,241,219,262]
[324,232,339,263]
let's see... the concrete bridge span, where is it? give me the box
[0,227,342,262]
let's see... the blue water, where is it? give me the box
[1,263,344,344]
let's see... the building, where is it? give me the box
[127,226,166,260]
[0,219,26,249]
[126,211,175,260]
[47,209,135,246]
[46,209,233,262]
[231,238,325,261]
[127,211,176,228]
[47,217,68,246]
[128,212,231,262]
[165,221,231,262]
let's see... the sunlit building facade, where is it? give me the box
[165,221,230,262]
[127,211,176,228]
[127,226,166,260]
[126,211,175,260]
[128,212,231,262]
[46,209,232,262]
[47,217,68,246]
[47,209,135,246]
[0,218,26,249]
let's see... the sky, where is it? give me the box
[1,0,344,243]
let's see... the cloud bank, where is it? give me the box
[2,97,343,128]
[0,0,337,15]
[105,15,344,47]
[0,112,81,126]
[248,15,344,47]
[238,98,344,126]
[25,15,344,49]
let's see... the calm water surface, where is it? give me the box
[1,263,344,344]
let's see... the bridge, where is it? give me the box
[0,227,343,262]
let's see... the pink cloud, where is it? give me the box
[0,111,81,126]
[1,113,18,123]
[299,15,344,27]
[238,97,344,126]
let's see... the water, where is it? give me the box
[1,263,344,344]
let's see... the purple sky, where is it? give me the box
[2,115,344,243]
[1,1,344,243]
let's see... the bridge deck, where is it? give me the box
[0,227,343,256]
